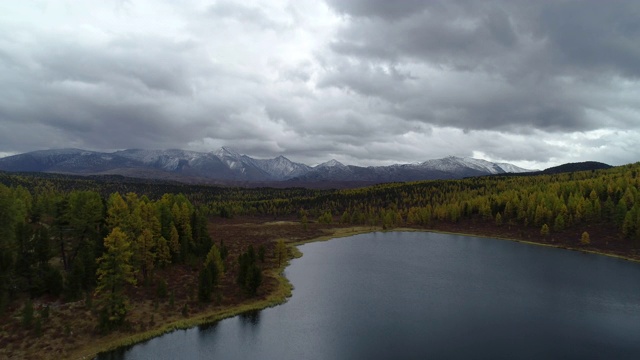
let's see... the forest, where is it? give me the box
[1,161,640,358]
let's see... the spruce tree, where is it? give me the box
[95,227,136,331]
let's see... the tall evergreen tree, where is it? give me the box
[95,227,136,331]
[0,184,18,314]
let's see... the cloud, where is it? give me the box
[0,0,639,169]
[323,0,640,134]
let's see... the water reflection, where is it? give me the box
[97,347,128,360]
[198,321,219,336]
[239,310,261,326]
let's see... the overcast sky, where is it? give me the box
[1,0,639,168]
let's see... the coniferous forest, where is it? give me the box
[1,162,640,358]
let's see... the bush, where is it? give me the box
[581,231,590,245]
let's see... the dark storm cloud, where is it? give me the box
[325,0,430,20]
[538,1,640,78]
[322,0,640,134]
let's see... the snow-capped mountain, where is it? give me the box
[298,159,357,181]
[420,156,507,176]
[213,147,245,171]
[290,156,534,183]
[495,162,531,173]
[244,155,312,180]
[114,147,270,180]
[115,149,211,171]
[0,148,537,185]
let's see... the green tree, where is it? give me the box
[169,223,181,261]
[553,213,566,232]
[199,244,224,302]
[0,184,18,314]
[237,246,261,296]
[495,212,503,226]
[68,191,103,245]
[106,193,130,232]
[340,211,350,224]
[622,206,638,239]
[156,236,171,268]
[274,239,287,267]
[95,227,137,331]
[135,229,156,282]
[204,244,224,278]
[191,206,212,255]
[318,211,332,224]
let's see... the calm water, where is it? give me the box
[99,232,640,360]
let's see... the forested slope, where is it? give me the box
[0,161,639,356]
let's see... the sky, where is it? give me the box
[1,0,639,169]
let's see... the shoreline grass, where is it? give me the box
[71,256,297,359]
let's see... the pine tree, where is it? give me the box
[237,246,261,296]
[106,193,130,232]
[0,184,18,314]
[275,239,287,267]
[95,227,136,331]
[553,213,565,232]
[169,223,181,261]
[198,266,213,302]
[135,229,156,282]
[156,236,171,268]
[204,244,224,278]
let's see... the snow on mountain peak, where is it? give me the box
[214,147,244,169]
[495,163,535,173]
[317,159,345,168]
[420,156,504,174]
[214,146,241,158]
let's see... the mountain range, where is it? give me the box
[0,147,537,185]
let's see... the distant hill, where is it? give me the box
[488,161,613,178]
[541,161,613,174]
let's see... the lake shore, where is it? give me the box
[4,217,638,359]
[91,222,640,358]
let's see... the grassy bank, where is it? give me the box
[70,249,297,359]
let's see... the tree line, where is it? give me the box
[208,163,640,241]
[1,162,639,330]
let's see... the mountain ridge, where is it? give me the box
[0,148,540,185]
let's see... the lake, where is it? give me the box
[98,232,640,359]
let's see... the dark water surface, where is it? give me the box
[99,232,640,360]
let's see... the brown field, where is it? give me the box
[1,216,638,359]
